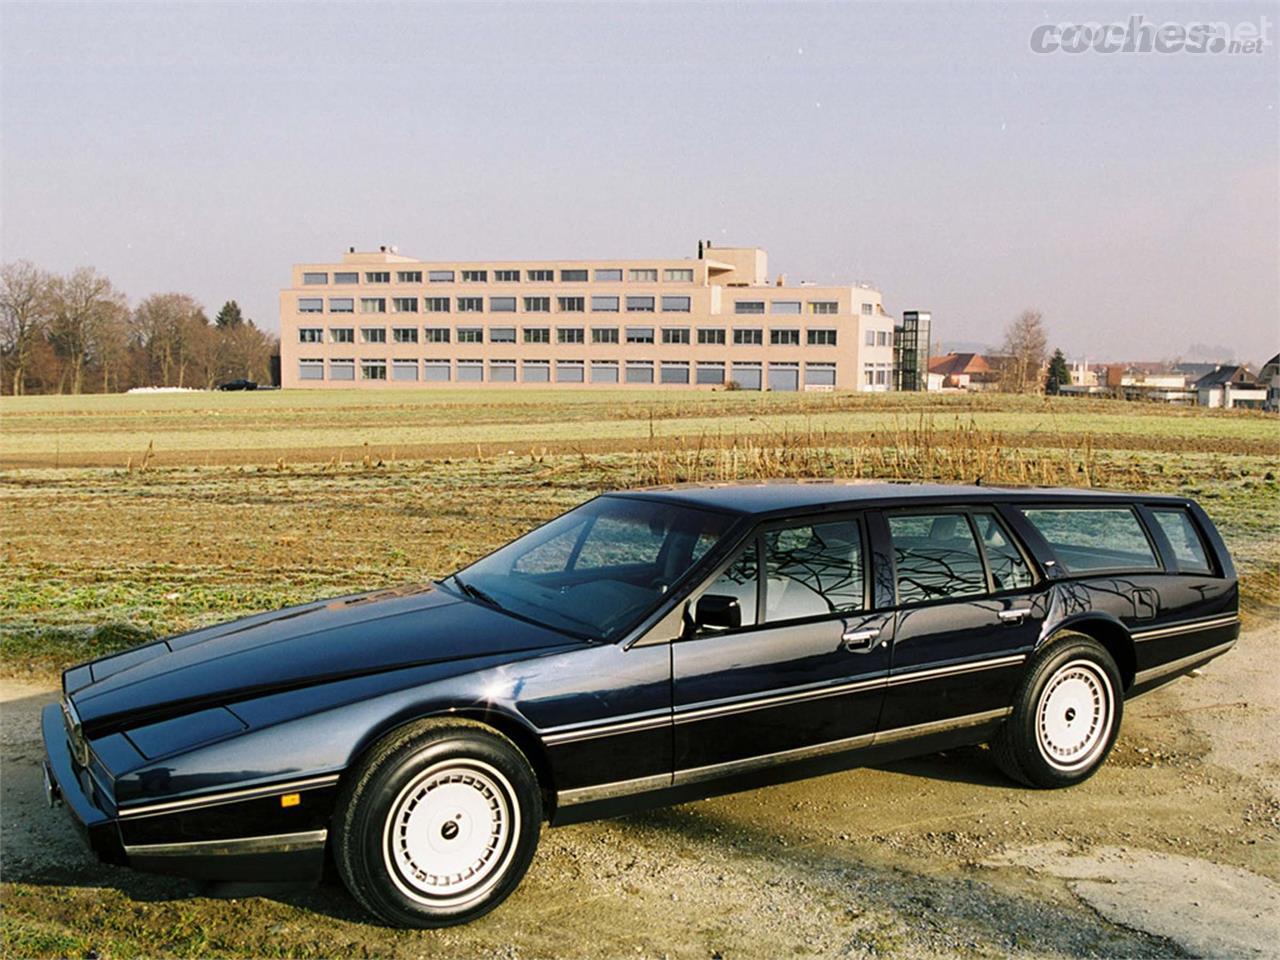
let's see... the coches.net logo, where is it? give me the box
[1030,14,1271,54]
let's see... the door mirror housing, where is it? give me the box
[695,594,742,632]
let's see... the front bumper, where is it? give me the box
[40,703,128,864]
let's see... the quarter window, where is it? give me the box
[1020,507,1159,573]
[972,513,1034,591]
[1150,508,1212,574]
[888,513,987,604]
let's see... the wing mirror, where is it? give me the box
[694,594,741,632]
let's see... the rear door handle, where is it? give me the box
[998,608,1030,624]
[841,628,881,651]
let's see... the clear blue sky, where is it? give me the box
[2,1,1276,361]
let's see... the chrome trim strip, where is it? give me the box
[125,829,328,858]
[117,774,341,820]
[885,654,1026,687]
[543,714,671,746]
[1134,640,1236,686]
[673,732,878,786]
[1131,614,1239,643]
[674,676,886,725]
[873,707,1011,745]
[556,773,671,807]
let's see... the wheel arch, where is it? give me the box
[1040,614,1136,690]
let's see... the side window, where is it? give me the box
[763,520,864,622]
[973,512,1034,592]
[1150,508,1213,575]
[1021,507,1159,573]
[703,544,759,629]
[888,513,987,604]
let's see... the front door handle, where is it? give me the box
[841,627,881,651]
[998,608,1030,624]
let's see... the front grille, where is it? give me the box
[61,696,91,768]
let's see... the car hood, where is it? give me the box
[66,583,581,734]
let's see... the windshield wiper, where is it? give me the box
[451,576,504,611]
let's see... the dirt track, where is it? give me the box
[3,624,1277,958]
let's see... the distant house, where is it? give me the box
[1101,365,1196,404]
[1193,364,1266,409]
[927,352,999,391]
[1255,354,1279,412]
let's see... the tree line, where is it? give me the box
[0,261,278,395]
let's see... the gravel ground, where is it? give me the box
[2,622,1277,958]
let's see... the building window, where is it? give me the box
[494,269,520,282]
[592,327,619,344]
[457,360,484,382]
[298,298,323,313]
[489,360,517,382]
[361,359,387,380]
[299,328,323,343]
[734,328,763,345]
[662,327,690,345]
[524,296,551,312]
[526,269,554,282]
[805,363,837,387]
[490,297,517,312]
[877,330,889,346]
[423,360,451,382]
[489,326,516,343]
[591,295,620,312]
[590,361,619,384]
[424,297,451,313]
[625,361,654,384]
[392,359,419,381]
[428,270,455,283]
[328,297,355,313]
[397,270,422,284]
[696,362,726,385]
[808,329,837,346]
[458,297,484,313]
[361,327,387,344]
[664,268,694,282]
[303,272,328,285]
[661,296,691,312]
[771,300,801,315]
[334,272,359,284]
[457,327,484,343]
[629,268,658,282]
[698,328,726,345]
[735,301,765,315]
[768,362,800,392]
[560,269,588,282]
[298,359,325,380]
[330,327,354,343]
[523,360,551,382]
[424,327,451,343]
[360,298,386,314]
[462,270,488,282]
[392,327,418,344]
[558,296,585,312]
[393,297,418,313]
[770,329,800,346]
[329,358,355,381]
[876,368,889,386]
[660,361,690,384]
[594,268,623,282]
[558,327,585,344]
[366,272,390,284]
[626,326,655,344]
[862,302,874,316]
[865,330,876,346]
[556,361,585,383]
[524,327,550,344]
[809,301,838,314]
[626,296,655,312]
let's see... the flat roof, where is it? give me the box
[609,480,1182,516]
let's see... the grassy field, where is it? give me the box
[1,388,1277,675]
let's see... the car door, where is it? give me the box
[671,513,892,782]
[876,508,1046,738]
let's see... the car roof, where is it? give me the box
[609,480,1185,517]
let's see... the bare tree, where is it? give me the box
[1001,309,1048,394]
[131,293,209,387]
[0,261,54,395]
[47,268,127,394]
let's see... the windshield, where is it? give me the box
[449,495,737,641]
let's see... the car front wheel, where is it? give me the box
[991,633,1123,788]
[333,719,542,927]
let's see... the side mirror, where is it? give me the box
[694,594,742,631]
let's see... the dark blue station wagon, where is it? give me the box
[43,482,1239,927]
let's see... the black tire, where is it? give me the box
[991,633,1123,788]
[333,719,542,928]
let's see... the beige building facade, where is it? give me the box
[279,242,897,391]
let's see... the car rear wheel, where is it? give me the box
[333,719,542,927]
[991,633,1123,788]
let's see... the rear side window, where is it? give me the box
[1021,507,1159,573]
[1150,508,1213,575]
[763,520,865,622]
[888,513,986,604]
[973,512,1034,592]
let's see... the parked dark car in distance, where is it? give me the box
[42,482,1240,927]
[216,378,257,391]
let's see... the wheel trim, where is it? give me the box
[382,759,521,909]
[1034,658,1114,772]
